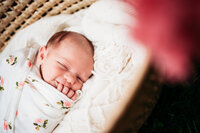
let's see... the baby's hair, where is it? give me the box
[46,31,94,55]
[46,31,70,48]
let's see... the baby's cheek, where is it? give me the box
[50,67,62,80]
[44,69,55,81]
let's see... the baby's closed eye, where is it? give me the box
[57,61,68,70]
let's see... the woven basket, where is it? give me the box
[0,0,161,132]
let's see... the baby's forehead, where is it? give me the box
[60,34,93,54]
[47,31,94,57]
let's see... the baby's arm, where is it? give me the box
[56,83,77,101]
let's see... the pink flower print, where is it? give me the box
[25,80,36,89]
[35,119,42,124]
[26,58,32,68]
[16,81,25,89]
[16,110,18,117]
[10,57,14,64]
[24,80,34,89]
[33,119,48,131]
[6,55,17,65]
[3,121,12,130]
[19,82,25,87]
[0,76,3,86]
[57,100,71,109]
[0,76,4,91]
[27,60,32,68]
[64,101,71,107]
[4,121,8,130]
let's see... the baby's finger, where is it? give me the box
[62,86,69,95]
[71,93,77,101]
[57,83,63,92]
[67,89,74,98]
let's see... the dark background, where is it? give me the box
[139,61,200,133]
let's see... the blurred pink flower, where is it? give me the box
[123,0,200,82]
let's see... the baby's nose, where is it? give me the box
[64,73,76,85]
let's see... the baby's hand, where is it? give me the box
[57,83,77,101]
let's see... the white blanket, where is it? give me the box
[0,0,149,132]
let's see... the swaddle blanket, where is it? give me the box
[0,48,75,133]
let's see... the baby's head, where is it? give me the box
[37,31,94,100]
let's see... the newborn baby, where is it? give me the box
[0,31,94,132]
[36,31,94,100]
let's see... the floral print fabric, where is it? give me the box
[0,48,73,133]
[6,55,17,65]
[0,76,4,91]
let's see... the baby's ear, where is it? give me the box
[37,46,47,65]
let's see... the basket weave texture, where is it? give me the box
[0,0,96,52]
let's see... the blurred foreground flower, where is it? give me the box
[123,0,200,82]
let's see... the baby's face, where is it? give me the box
[37,38,94,100]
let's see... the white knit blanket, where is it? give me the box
[0,0,149,133]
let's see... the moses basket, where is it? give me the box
[0,0,162,132]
